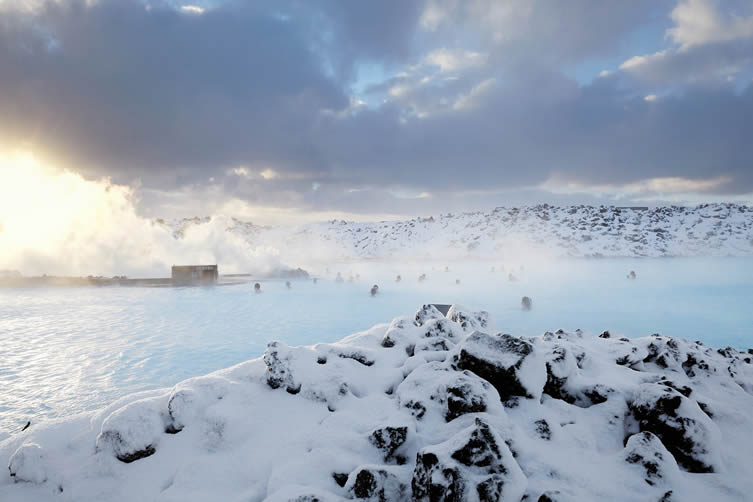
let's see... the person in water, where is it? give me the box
[396,275,401,282]
[370,284,379,296]
[286,281,291,289]
[254,282,261,293]
[521,296,532,311]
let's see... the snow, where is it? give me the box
[159,204,753,262]
[2,304,752,501]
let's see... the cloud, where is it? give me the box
[0,0,752,222]
[424,48,488,72]
[619,0,753,85]
[667,0,753,49]
[0,153,289,276]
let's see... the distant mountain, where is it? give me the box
[156,204,753,260]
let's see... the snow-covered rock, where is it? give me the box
[2,304,753,501]
[622,431,680,487]
[95,396,166,463]
[154,204,753,261]
[411,418,526,501]
[628,383,721,473]
[8,444,47,484]
[453,332,545,401]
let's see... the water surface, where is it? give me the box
[1,257,752,435]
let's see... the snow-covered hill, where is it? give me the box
[2,305,752,501]
[156,204,753,262]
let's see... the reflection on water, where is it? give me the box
[1,257,752,434]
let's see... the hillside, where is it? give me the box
[157,204,753,261]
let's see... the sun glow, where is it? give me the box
[0,152,288,277]
[0,152,133,255]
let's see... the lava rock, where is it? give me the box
[534,419,552,440]
[411,418,526,502]
[623,431,680,486]
[446,305,490,333]
[629,384,720,473]
[369,426,408,462]
[397,362,501,422]
[415,304,445,326]
[422,318,463,343]
[345,466,407,501]
[455,332,544,401]
[264,341,300,393]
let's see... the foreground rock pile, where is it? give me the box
[2,305,753,501]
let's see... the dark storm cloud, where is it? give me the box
[1,0,752,217]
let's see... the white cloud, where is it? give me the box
[541,174,733,198]
[619,1,753,84]
[625,175,732,194]
[231,167,251,178]
[419,0,452,31]
[259,169,278,180]
[667,0,753,49]
[180,5,205,15]
[620,50,668,71]
[424,48,488,72]
[453,78,496,110]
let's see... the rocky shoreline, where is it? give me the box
[2,305,752,501]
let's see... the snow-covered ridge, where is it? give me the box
[2,306,752,501]
[157,204,753,260]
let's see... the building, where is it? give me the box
[171,265,218,285]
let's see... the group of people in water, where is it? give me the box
[253,266,637,304]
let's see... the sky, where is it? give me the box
[1,0,753,224]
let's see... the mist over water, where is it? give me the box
[1,256,752,436]
[0,162,288,277]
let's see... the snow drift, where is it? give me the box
[1,305,753,501]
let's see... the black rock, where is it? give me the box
[264,341,298,393]
[411,418,525,502]
[534,419,552,440]
[116,445,156,464]
[332,472,349,487]
[369,426,408,461]
[629,384,718,473]
[447,307,490,332]
[455,332,537,401]
[623,431,679,486]
[346,467,406,501]
[445,377,489,422]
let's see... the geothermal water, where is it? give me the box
[1,257,752,435]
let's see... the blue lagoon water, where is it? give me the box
[1,257,752,434]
